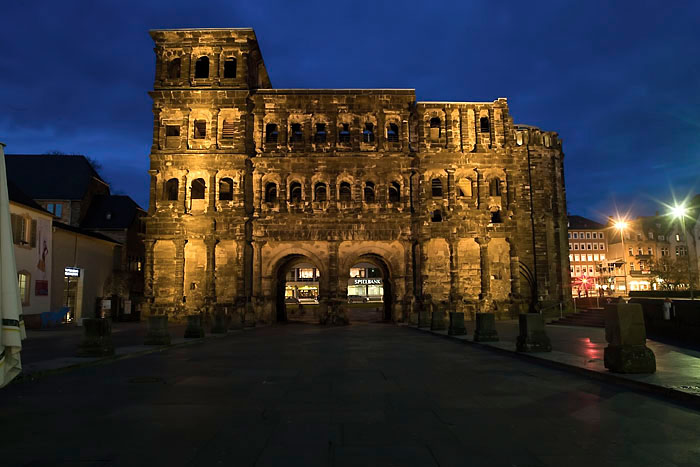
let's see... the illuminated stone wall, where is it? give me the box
[143,28,572,321]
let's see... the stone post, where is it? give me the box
[184,314,205,338]
[448,312,467,336]
[603,303,656,373]
[473,313,499,342]
[208,171,217,213]
[205,237,217,303]
[144,315,171,345]
[244,301,257,328]
[430,302,447,331]
[175,239,186,308]
[77,318,115,357]
[477,236,491,310]
[516,313,551,352]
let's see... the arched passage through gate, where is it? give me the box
[343,254,393,322]
[273,254,326,323]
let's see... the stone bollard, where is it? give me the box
[448,312,467,336]
[516,313,551,352]
[604,303,656,373]
[77,318,115,357]
[408,311,419,326]
[144,315,171,345]
[210,311,227,334]
[473,313,499,342]
[418,311,430,328]
[244,302,256,328]
[184,314,205,338]
[430,309,447,331]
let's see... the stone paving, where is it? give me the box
[2,323,700,466]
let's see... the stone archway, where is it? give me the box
[270,253,327,323]
[341,253,396,322]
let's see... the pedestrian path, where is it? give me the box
[410,320,700,406]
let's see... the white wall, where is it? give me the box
[10,202,52,315]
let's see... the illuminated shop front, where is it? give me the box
[347,263,383,300]
[284,263,319,299]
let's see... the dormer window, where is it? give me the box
[195,56,209,79]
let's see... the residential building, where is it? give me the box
[567,215,608,296]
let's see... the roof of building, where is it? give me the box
[7,180,51,214]
[53,221,120,244]
[568,215,606,230]
[80,195,145,230]
[4,154,107,200]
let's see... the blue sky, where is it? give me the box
[2,0,699,221]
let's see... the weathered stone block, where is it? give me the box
[229,312,244,330]
[473,312,499,342]
[408,311,419,326]
[184,314,205,338]
[244,302,256,328]
[430,310,447,331]
[144,315,171,345]
[516,313,551,352]
[448,312,467,336]
[77,318,115,357]
[603,303,655,373]
[210,311,227,334]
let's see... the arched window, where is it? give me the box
[387,123,399,142]
[167,58,181,79]
[265,123,278,143]
[219,178,233,201]
[491,209,502,224]
[195,56,209,79]
[223,58,237,79]
[363,123,375,143]
[480,116,490,133]
[457,178,472,198]
[431,210,443,222]
[489,178,501,197]
[314,123,327,143]
[165,178,179,201]
[264,182,277,203]
[191,178,206,199]
[314,182,327,202]
[364,182,375,203]
[389,181,401,203]
[194,120,206,139]
[516,133,523,146]
[339,182,352,201]
[431,178,443,198]
[290,123,303,143]
[429,117,441,141]
[338,123,351,143]
[289,181,302,203]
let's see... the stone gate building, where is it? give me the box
[143,28,572,323]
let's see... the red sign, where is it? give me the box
[35,280,49,296]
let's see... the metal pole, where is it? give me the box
[620,230,628,297]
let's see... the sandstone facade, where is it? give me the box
[143,28,572,323]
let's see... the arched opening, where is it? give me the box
[164,178,179,201]
[339,181,352,202]
[167,58,181,79]
[195,56,209,79]
[264,182,277,203]
[345,254,393,322]
[265,123,279,143]
[489,178,501,196]
[480,116,490,133]
[223,57,237,78]
[364,181,375,203]
[273,255,323,323]
[191,178,206,199]
[289,181,302,204]
[457,178,472,198]
[387,123,399,142]
[388,181,401,203]
[429,117,441,141]
[219,178,233,201]
[362,123,375,143]
[314,182,327,202]
[290,123,303,143]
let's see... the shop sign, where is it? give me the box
[352,278,382,285]
[64,267,80,277]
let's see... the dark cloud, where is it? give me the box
[1,0,699,218]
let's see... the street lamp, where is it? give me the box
[615,220,629,296]
[670,204,694,300]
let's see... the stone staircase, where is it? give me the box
[550,308,606,328]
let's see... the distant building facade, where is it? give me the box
[144,28,572,323]
[567,215,608,296]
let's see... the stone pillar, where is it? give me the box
[403,174,411,212]
[252,240,265,300]
[235,240,246,302]
[430,303,447,331]
[474,313,499,342]
[446,168,455,211]
[516,313,551,352]
[253,170,262,215]
[144,315,171,345]
[449,239,459,310]
[180,173,188,212]
[184,314,205,338]
[507,239,520,298]
[144,240,155,302]
[76,318,114,357]
[148,169,158,214]
[279,173,287,213]
[205,237,217,304]
[603,303,656,373]
[208,171,217,213]
[175,239,186,307]
[328,177,337,213]
[448,312,466,335]
[477,236,491,308]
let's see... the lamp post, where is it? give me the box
[671,205,694,300]
[615,220,629,297]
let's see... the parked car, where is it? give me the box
[284,296,299,304]
[298,297,318,304]
[347,295,369,303]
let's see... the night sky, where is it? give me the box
[2,1,699,222]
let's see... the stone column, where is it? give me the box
[477,236,491,307]
[252,170,262,215]
[235,240,246,301]
[252,240,265,299]
[180,173,188,212]
[148,169,158,214]
[208,171,217,213]
[205,237,217,304]
[507,239,520,298]
[328,177,337,213]
[449,238,460,311]
[403,174,411,212]
[144,240,155,301]
[175,238,186,307]
[279,173,287,213]
[446,168,455,211]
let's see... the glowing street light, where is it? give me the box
[670,203,694,300]
[615,219,629,296]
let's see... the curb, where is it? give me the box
[405,325,700,411]
[13,329,249,385]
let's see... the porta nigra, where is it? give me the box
[143,28,572,324]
